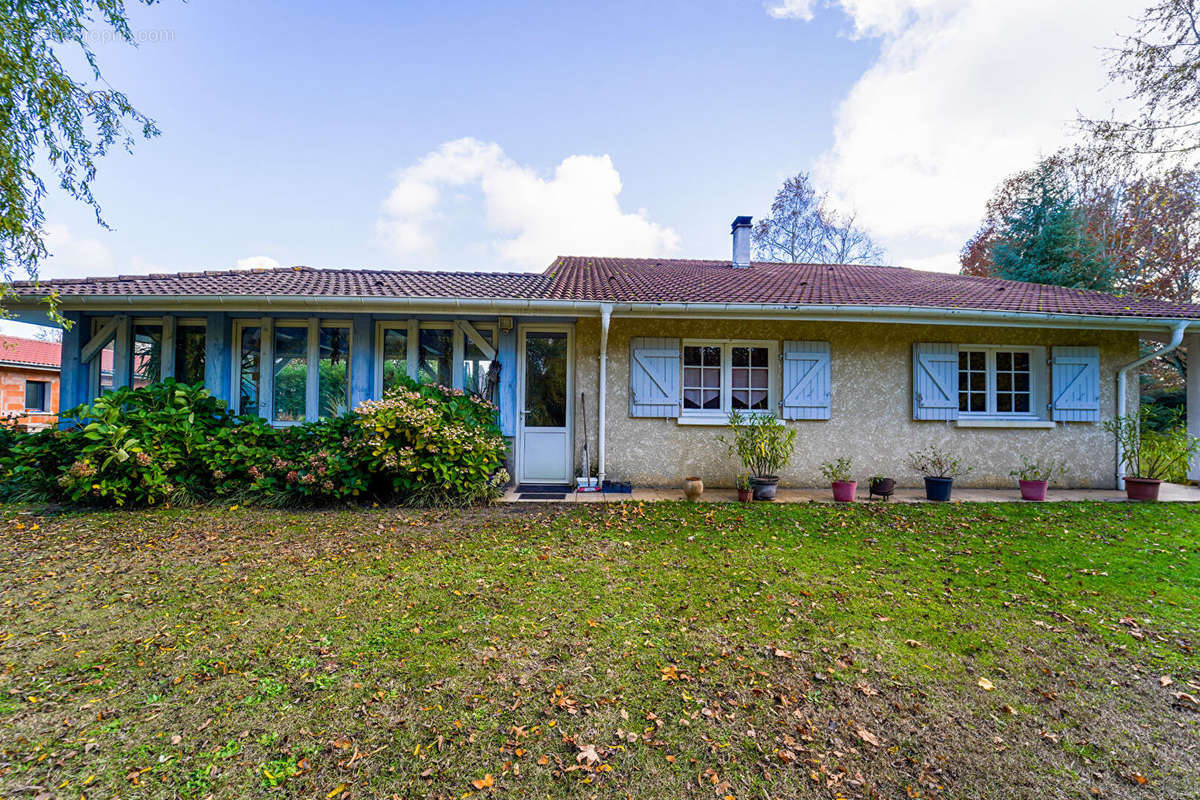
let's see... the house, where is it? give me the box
[6,217,1200,488]
[0,336,62,429]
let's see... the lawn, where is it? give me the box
[1,501,1198,800]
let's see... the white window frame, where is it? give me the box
[679,339,778,423]
[373,320,498,398]
[230,318,352,424]
[956,345,1046,420]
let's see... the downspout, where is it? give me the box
[597,304,612,486]
[1115,320,1189,489]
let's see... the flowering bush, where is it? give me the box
[356,380,508,506]
[0,379,508,508]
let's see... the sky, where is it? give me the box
[27,0,1141,292]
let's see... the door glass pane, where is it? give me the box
[239,326,261,416]
[132,325,162,387]
[175,325,206,386]
[524,332,567,427]
[318,326,350,417]
[418,328,453,386]
[463,329,496,397]
[273,325,308,422]
[381,328,408,393]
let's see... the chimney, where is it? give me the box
[731,216,752,268]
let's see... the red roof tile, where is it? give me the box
[0,336,62,368]
[10,260,1200,320]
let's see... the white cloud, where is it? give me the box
[34,224,116,280]
[766,0,818,20]
[377,137,681,270]
[785,0,1135,271]
[235,255,282,270]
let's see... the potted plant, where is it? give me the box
[820,457,856,502]
[1105,411,1200,501]
[906,446,970,502]
[735,473,753,503]
[1009,457,1065,501]
[721,409,797,501]
[868,476,895,501]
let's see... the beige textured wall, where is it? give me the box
[570,317,1138,490]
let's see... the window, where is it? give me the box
[272,325,308,423]
[132,324,162,387]
[681,340,776,418]
[234,319,352,423]
[375,321,499,398]
[24,380,49,412]
[957,347,1041,418]
[238,325,262,417]
[175,324,207,386]
[318,325,351,417]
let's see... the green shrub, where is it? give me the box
[356,380,508,506]
[0,378,508,508]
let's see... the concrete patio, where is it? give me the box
[502,482,1200,503]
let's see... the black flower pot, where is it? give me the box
[923,476,953,502]
[752,475,779,501]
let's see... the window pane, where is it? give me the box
[683,346,702,366]
[463,330,496,397]
[273,326,308,422]
[702,389,720,409]
[970,393,985,412]
[970,372,985,391]
[523,332,567,427]
[683,343,722,410]
[732,347,749,367]
[239,326,261,417]
[969,351,985,370]
[1014,352,1029,371]
[418,328,453,386]
[175,325,206,386]
[997,372,1011,392]
[25,381,47,411]
[997,394,1012,412]
[381,328,408,393]
[98,340,114,395]
[997,352,1011,371]
[732,389,750,409]
[702,346,720,367]
[751,348,767,367]
[319,326,350,417]
[749,389,768,409]
[1015,395,1030,413]
[132,325,162,387]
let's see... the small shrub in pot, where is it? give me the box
[721,410,796,501]
[906,446,970,502]
[1104,410,1200,501]
[819,457,856,503]
[1009,457,1065,502]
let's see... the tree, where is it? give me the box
[1082,0,1200,158]
[752,172,884,264]
[1,0,160,305]
[986,162,1117,291]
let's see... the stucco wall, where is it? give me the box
[571,318,1138,490]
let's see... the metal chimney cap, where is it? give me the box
[731,215,753,232]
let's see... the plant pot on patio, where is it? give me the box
[868,477,894,501]
[752,476,779,501]
[831,480,857,503]
[737,488,753,502]
[1124,477,1162,502]
[1018,479,1048,502]
[683,477,704,502]
[923,476,954,502]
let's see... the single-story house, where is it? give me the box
[6,218,1200,489]
[0,335,63,429]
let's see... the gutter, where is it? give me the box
[597,304,611,485]
[1114,320,1189,489]
[5,294,1198,332]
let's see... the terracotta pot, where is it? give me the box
[832,480,857,503]
[1018,479,1048,501]
[752,475,778,501]
[737,488,753,502]
[923,476,953,502]
[1124,476,1161,501]
[683,477,704,502]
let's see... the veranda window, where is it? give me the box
[233,319,351,423]
[375,321,498,398]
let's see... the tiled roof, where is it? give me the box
[10,260,1200,320]
[0,336,61,368]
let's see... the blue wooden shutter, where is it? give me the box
[629,337,680,417]
[1051,346,1100,421]
[781,341,830,420]
[913,342,959,420]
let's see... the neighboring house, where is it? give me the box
[6,217,1200,488]
[0,336,61,429]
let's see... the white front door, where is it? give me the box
[518,327,573,484]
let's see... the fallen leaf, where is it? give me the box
[856,728,883,747]
[470,773,494,789]
[978,678,995,691]
[1160,675,1173,687]
[576,744,601,765]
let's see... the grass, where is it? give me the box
[0,500,1198,799]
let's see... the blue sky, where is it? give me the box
[31,0,1136,286]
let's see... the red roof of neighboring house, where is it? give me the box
[0,336,62,368]
[10,259,1200,320]
[0,335,113,370]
